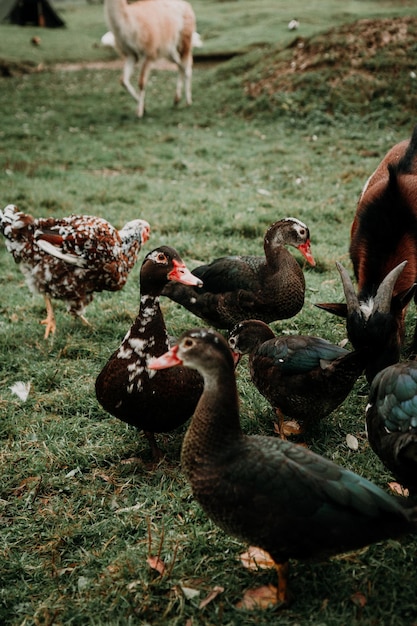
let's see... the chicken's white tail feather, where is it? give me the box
[35,239,87,268]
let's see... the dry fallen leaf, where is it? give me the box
[115,502,146,514]
[147,555,166,575]
[127,580,140,591]
[273,420,303,437]
[346,433,359,451]
[240,546,275,570]
[388,482,409,497]
[236,584,278,610]
[199,585,224,609]
[180,586,201,601]
[12,476,40,497]
[351,590,367,608]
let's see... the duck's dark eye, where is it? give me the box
[157,253,166,262]
[183,338,194,348]
[299,228,306,236]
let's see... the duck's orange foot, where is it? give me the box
[276,561,290,606]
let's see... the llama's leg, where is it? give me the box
[183,55,193,106]
[171,51,192,106]
[122,56,140,103]
[174,67,184,105]
[170,50,183,104]
[137,59,152,117]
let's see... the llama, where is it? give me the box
[104,0,197,117]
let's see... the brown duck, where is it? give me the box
[228,319,365,437]
[161,218,315,329]
[150,328,417,605]
[95,246,204,459]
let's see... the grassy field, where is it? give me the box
[1,1,417,624]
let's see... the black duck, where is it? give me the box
[162,217,315,330]
[366,360,417,495]
[95,246,203,459]
[149,328,417,604]
[228,319,365,437]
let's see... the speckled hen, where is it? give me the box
[161,217,315,330]
[95,246,204,459]
[0,204,150,338]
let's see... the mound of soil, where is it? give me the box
[0,58,40,77]
[245,16,417,102]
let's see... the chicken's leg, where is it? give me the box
[41,295,56,339]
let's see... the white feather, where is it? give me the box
[9,381,31,402]
[35,239,87,268]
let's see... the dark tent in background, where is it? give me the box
[0,0,65,27]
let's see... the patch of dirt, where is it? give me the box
[0,58,40,76]
[0,56,179,76]
[245,16,417,98]
[53,58,179,72]
[54,59,123,72]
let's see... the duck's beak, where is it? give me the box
[231,351,241,367]
[298,241,316,266]
[148,345,182,370]
[168,259,203,287]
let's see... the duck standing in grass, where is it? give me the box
[161,217,315,330]
[228,319,365,437]
[149,328,417,605]
[0,204,150,338]
[366,360,417,496]
[95,246,204,459]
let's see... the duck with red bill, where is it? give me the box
[149,344,183,370]
[95,246,204,460]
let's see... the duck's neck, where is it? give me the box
[264,240,288,270]
[181,362,243,481]
[253,325,275,347]
[128,293,169,356]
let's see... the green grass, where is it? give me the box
[1,1,417,624]
[1,0,417,64]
